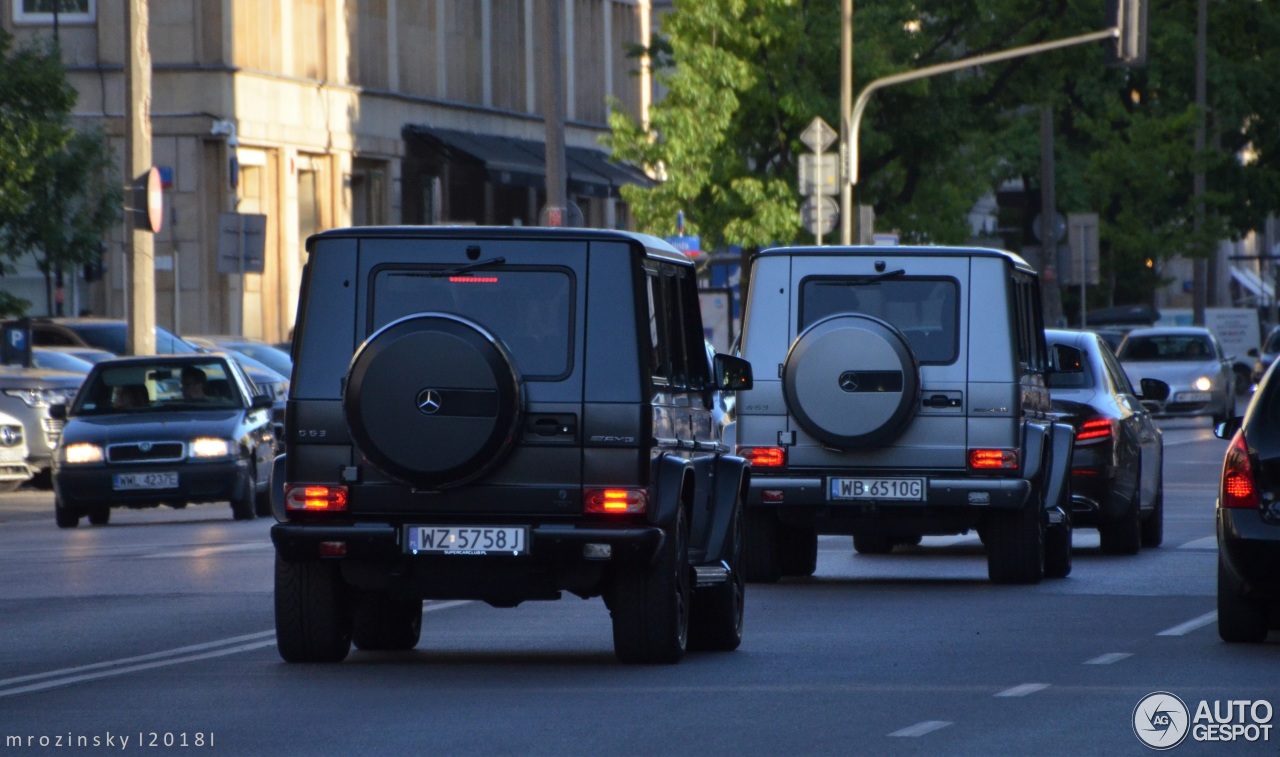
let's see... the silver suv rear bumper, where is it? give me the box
[746,476,1031,509]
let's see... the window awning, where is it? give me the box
[404,125,651,198]
[1231,265,1274,302]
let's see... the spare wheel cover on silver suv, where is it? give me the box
[782,313,920,448]
[344,313,523,489]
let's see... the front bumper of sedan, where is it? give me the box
[54,458,249,511]
[1217,507,1280,600]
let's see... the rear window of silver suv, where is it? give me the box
[799,276,960,364]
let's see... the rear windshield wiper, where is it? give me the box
[816,269,906,286]
[403,257,507,278]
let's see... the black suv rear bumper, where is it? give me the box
[271,522,663,564]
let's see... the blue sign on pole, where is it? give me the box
[666,235,702,258]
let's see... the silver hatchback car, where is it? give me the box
[1115,326,1234,425]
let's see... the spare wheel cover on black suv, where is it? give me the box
[782,313,920,448]
[344,313,523,489]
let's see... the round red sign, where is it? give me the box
[146,166,163,233]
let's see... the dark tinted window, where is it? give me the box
[1047,343,1094,389]
[799,277,959,364]
[1118,333,1215,361]
[372,268,573,379]
[1265,329,1280,353]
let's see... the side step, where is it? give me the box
[693,561,732,587]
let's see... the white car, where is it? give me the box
[1115,326,1235,425]
[0,409,32,492]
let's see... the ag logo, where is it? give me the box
[1134,691,1190,750]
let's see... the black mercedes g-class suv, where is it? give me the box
[271,226,753,664]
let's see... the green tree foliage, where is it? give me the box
[609,1,1280,308]
[0,30,120,316]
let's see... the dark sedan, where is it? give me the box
[50,355,276,528]
[1215,359,1280,642]
[1046,329,1168,554]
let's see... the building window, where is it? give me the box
[13,0,95,24]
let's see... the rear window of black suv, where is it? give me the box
[370,266,574,379]
[799,276,960,364]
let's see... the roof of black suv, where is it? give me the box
[755,245,1036,274]
[306,225,689,264]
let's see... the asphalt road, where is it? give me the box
[0,416,1273,756]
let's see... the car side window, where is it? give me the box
[1098,340,1136,396]
[646,264,689,389]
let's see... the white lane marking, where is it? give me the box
[1157,611,1217,637]
[1084,652,1132,665]
[0,641,277,698]
[889,721,952,737]
[144,542,274,559]
[996,683,1050,697]
[0,601,472,698]
[0,631,276,690]
[920,535,980,547]
[1178,536,1217,551]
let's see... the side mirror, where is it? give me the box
[1215,416,1242,440]
[251,394,274,410]
[1137,378,1170,403]
[48,403,66,420]
[714,354,754,392]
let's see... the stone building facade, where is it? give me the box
[2,0,658,344]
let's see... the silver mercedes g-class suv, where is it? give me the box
[733,245,1073,584]
[272,226,754,664]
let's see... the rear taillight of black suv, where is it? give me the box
[1220,430,1259,510]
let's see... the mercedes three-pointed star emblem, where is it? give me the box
[416,389,442,415]
[838,371,859,393]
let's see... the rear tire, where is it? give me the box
[87,507,110,526]
[611,505,690,664]
[777,523,817,577]
[352,596,423,651]
[1140,484,1164,548]
[1044,521,1072,579]
[743,508,780,583]
[274,555,353,663]
[689,502,745,652]
[253,476,273,518]
[1099,500,1141,555]
[985,506,1044,585]
[1217,556,1268,643]
[853,533,894,555]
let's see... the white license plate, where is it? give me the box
[1175,391,1212,403]
[405,525,528,556]
[830,477,925,501]
[113,471,178,490]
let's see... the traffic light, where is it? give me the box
[1107,0,1147,67]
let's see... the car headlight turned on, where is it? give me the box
[1195,376,1213,392]
[190,437,234,459]
[62,443,103,464]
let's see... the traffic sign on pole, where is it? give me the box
[800,117,838,154]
